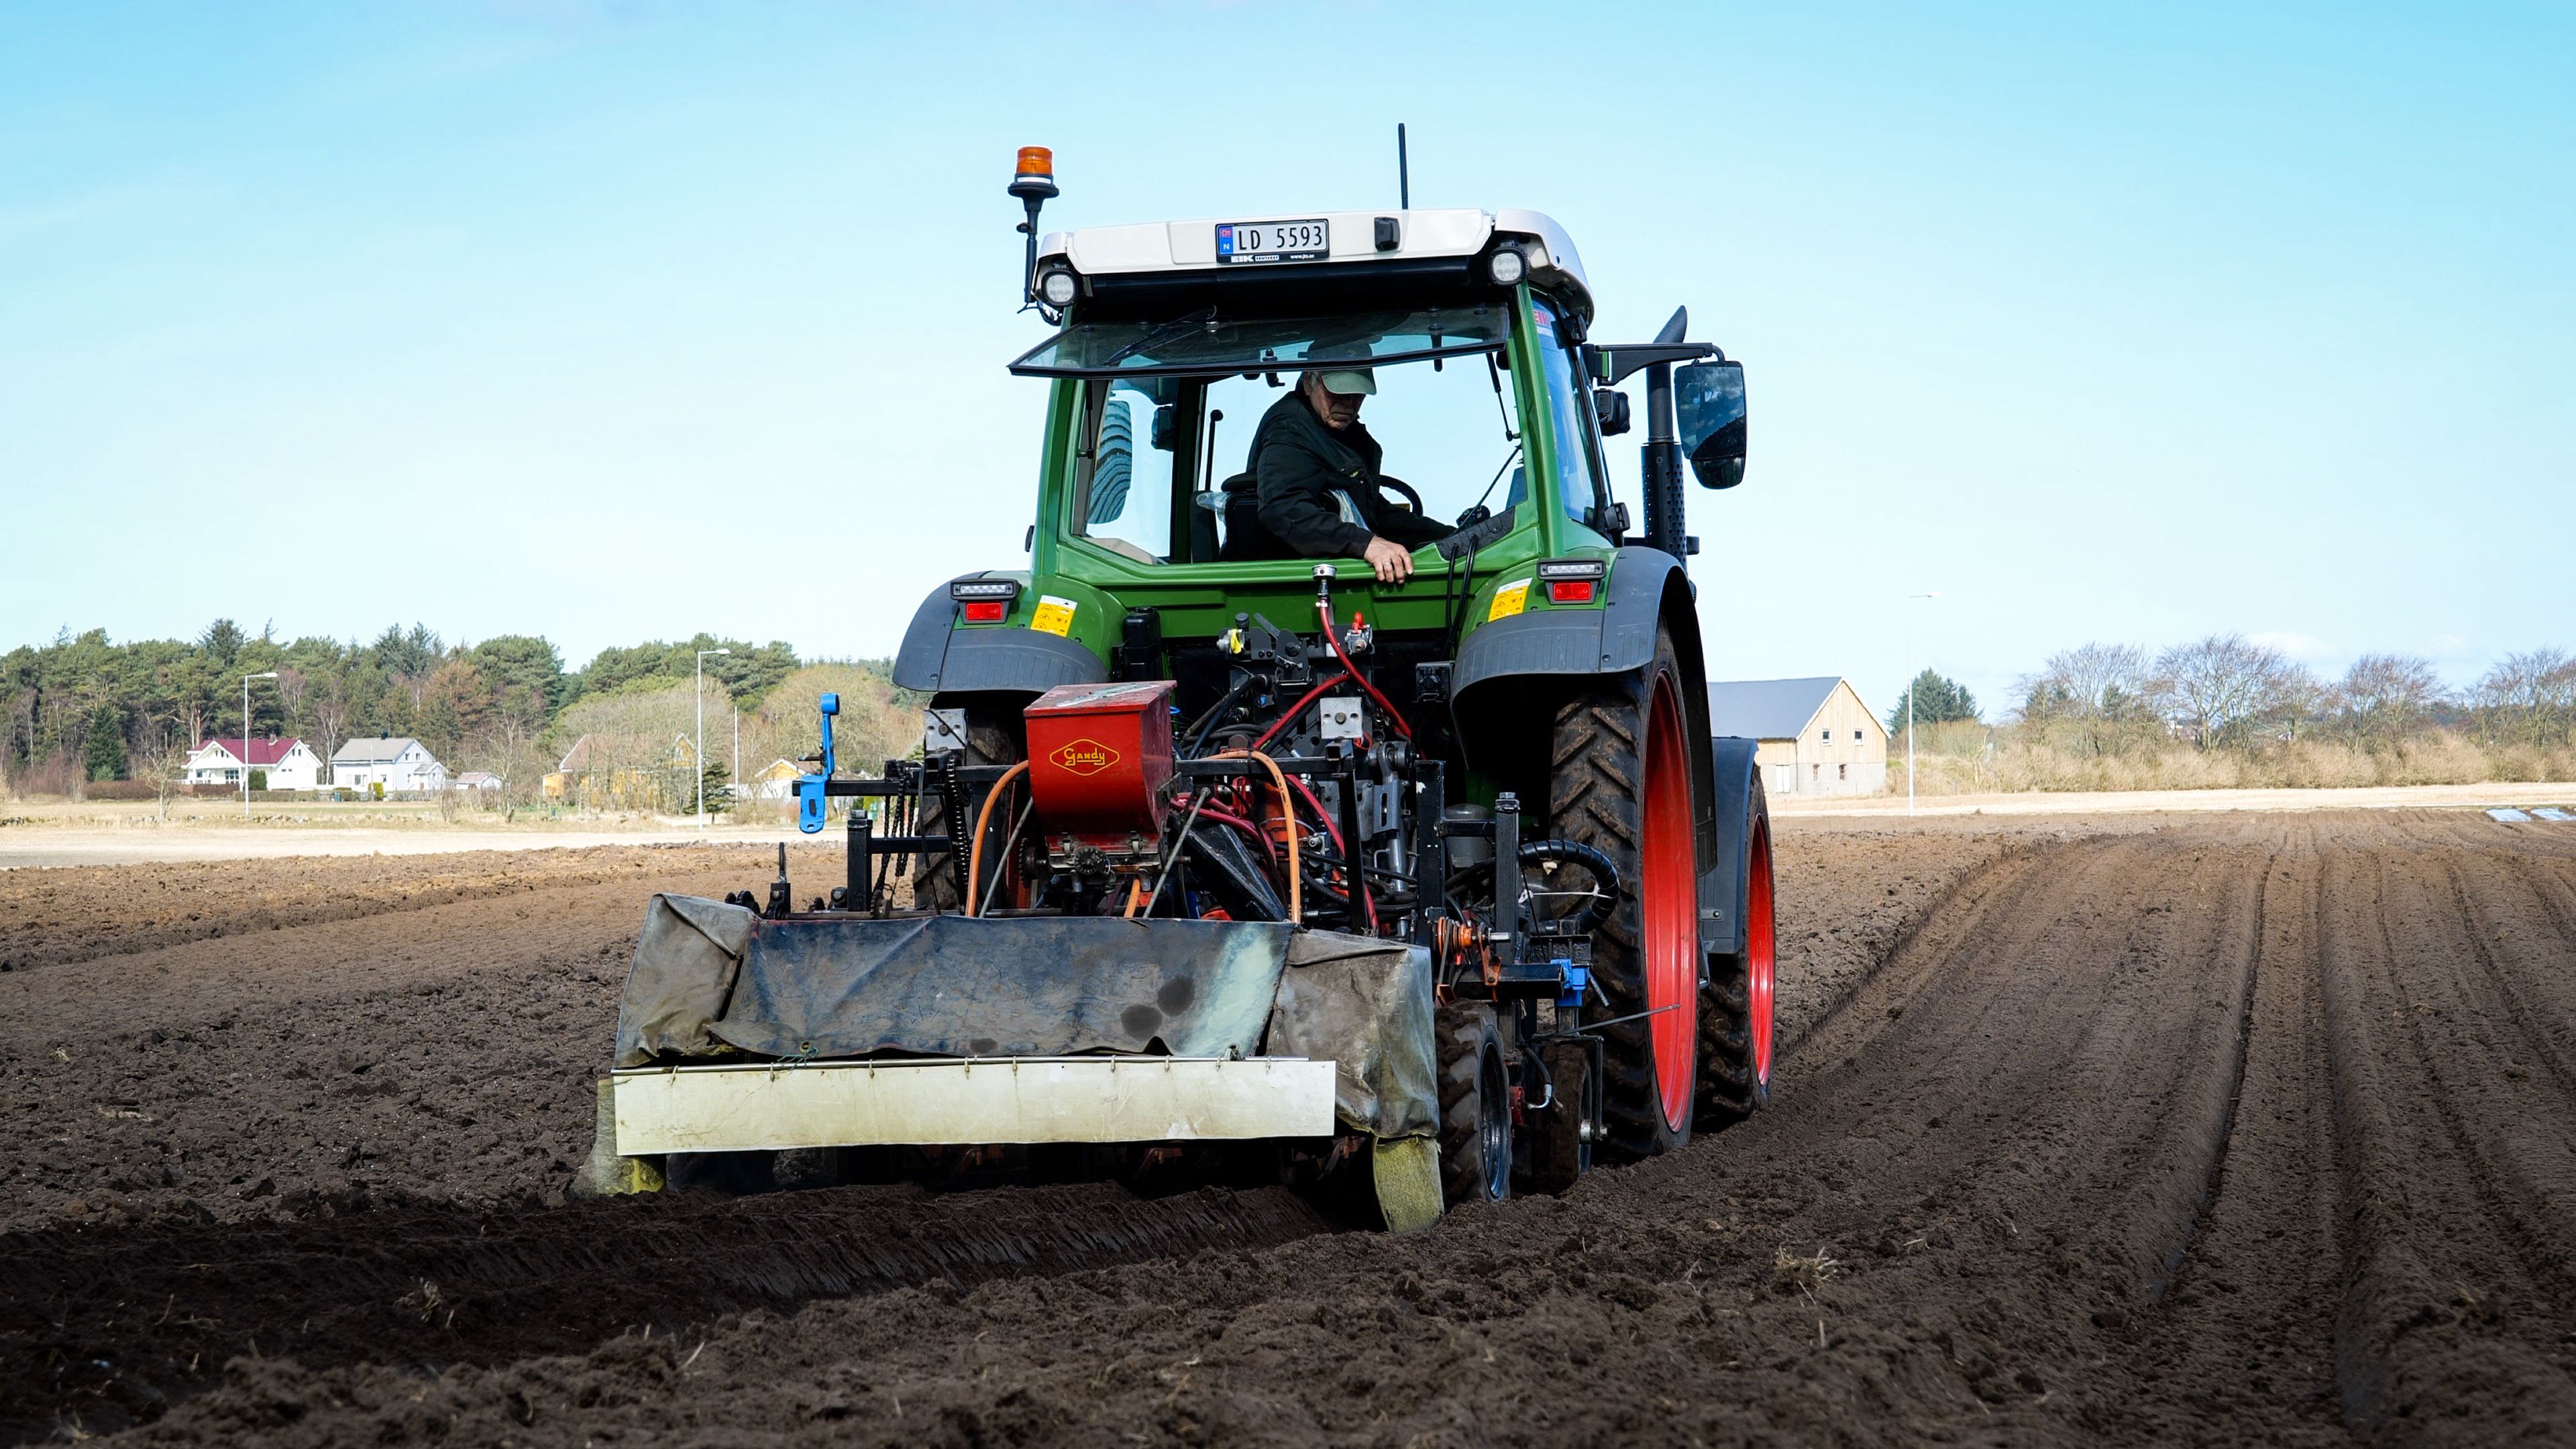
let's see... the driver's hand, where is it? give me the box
[1362,535,1415,584]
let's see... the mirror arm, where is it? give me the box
[1585,341,1721,388]
[1640,360,1690,563]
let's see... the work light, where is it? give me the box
[1487,247,1527,286]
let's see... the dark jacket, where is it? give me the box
[1220,392,1452,561]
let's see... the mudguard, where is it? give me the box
[1699,736,1762,956]
[1451,545,1691,694]
[891,576,1106,695]
[1450,546,1720,859]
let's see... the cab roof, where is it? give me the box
[1036,208,1591,325]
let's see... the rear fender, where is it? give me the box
[1451,547,1717,852]
[892,574,1109,696]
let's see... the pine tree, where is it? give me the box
[699,759,732,816]
[1886,670,1979,734]
[84,704,129,781]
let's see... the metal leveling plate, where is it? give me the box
[612,1056,1336,1154]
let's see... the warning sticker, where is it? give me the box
[1487,579,1531,623]
[1030,595,1077,637]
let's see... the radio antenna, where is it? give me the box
[1397,123,1410,210]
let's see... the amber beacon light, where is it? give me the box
[1010,146,1061,309]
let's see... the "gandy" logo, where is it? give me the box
[1049,738,1121,777]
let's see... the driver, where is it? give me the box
[1224,365,1452,582]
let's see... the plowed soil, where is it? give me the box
[4,812,2571,1446]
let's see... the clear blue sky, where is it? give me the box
[5,2,2569,718]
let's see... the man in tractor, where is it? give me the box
[1222,364,1454,582]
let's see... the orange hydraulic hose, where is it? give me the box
[1201,747,1301,925]
[1245,748,1300,925]
[963,760,1030,918]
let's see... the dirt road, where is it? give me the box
[3,812,2570,1445]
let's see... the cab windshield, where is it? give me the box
[1065,352,1530,567]
[1011,305,1511,378]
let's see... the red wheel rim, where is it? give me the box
[1642,677,1699,1130]
[1747,819,1775,1086]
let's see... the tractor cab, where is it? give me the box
[1014,206,1605,576]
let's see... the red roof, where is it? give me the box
[202,737,303,766]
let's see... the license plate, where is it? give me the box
[1216,218,1328,265]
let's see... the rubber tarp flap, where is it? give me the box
[1265,933,1440,1141]
[614,894,757,1069]
[710,914,1297,1061]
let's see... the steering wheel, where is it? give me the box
[1379,476,1426,514]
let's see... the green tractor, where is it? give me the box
[589,148,1775,1227]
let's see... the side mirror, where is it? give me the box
[1593,387,1631,437]
[1675,360,1746,488]
[1150,403,1177,451]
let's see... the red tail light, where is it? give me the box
[961,600,1009,624]
[1547,580,1597,605]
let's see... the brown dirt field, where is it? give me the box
[3,813,2572,1445]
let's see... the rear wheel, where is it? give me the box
[913,704,1026,912]
[1436,1004,1511,1207]
[1550,625,1701,1161]
[1696,773,1775,1124]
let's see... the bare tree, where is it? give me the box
[134,734,193,821]
[311,674,352,765]
[2155,634,2294,750]
[2019,643,2155,719]
[2474,647,2575,745]
[2333,654,2444,746]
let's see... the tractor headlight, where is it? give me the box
[1486,246,1527,287]
[1038,267,1080,308]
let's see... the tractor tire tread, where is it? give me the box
[1548,628,1695,1163]
[1436,1004,1507,1208]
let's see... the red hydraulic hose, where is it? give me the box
[1250,671,1352,753]
[1315,599,1413,741]
[1280,769,1377,932]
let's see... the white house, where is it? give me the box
[183,737,324,790]
[330,735,449,794]
[1707,677,1890,798]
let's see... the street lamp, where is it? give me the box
[241,671,278,820]
[696,649,731,827]
[1904,594,1940,818]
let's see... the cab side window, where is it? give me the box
[1073,377,1177,565]
[1529,301,1606,531]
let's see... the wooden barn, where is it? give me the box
[1706,677,1888,798]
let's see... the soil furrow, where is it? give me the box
[2321,842,2576,1444]
[0,1182,1328,1444]
[3,814,2570,1446]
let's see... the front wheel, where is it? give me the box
[1436,1004,1511,1207]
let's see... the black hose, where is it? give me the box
[1181,677,1253,758]
[1513,839,1621,934]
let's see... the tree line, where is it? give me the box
[1891,635,2576,792]
[2,619,812,797]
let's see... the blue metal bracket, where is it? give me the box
[1555,959,1588,1008]
[794,692,840,835]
